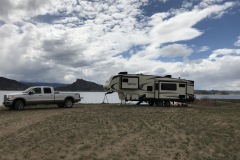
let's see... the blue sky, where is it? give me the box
[0,0,240,90]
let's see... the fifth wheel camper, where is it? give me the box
[104,72,194,106]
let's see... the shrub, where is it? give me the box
[193,96,217,107]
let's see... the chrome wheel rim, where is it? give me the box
[66,100,72,107]
[19,103,24,110]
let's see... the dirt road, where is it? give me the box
[0,103,240,159]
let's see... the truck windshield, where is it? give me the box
[22,87,34,93]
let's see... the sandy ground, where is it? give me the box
[0,102,240,160]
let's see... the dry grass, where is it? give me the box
[0,102,240,160]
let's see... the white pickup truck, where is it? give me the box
[3,86,82,110]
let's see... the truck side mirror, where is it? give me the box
[29,91,34,95]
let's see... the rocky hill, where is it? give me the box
[0,77,28,90]
[0,77,104,91]
[23,82,69,88]
[56,79,104,91]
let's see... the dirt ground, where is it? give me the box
[0,101,240,160]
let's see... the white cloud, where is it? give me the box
[0,0,239,90]
[182,1,193,8]
[234,36,240,47]
[0,0,13,19]
[180,48,240,90]
[197,46,210,52]
[209,48,240,60]
[159,0,169,3]
[64,73,76,82]
[159,44,193,58]
[149,1,235,47]
[0,0,59,23]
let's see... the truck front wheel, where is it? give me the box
[64,98,73,108]
[14,100,25,110]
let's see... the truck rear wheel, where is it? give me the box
[14,100,25,110]
[64,98,73,108]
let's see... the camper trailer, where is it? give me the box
[104,72,194,106]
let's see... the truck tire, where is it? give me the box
[155,100,163,107]
[14,100,25,110]
[164,101,171,107]
[64,98,73,108]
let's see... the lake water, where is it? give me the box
[0,91,121,105]
[0,91,239,105]
[196,94,240,100]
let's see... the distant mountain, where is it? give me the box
[0,77,28,90]
[195,90,240,95]
[56,79,104,91]
[23,82,69,88]
[0,77,104,91]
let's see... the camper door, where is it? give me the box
[157,82,187,99]
[121,77,139,89]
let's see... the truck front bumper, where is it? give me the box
[3,100,13,107]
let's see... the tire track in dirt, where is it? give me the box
[96,133,140,159]
[0,109,64,137]
[107,117,118,133]
[140,118,164,133]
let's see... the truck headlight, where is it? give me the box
[7,95,14,99]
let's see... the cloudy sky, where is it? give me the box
[0,0,240,90]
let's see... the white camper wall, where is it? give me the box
[157,82,187,99]
[121,77,139,89]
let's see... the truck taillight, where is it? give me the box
[75,93,80,98]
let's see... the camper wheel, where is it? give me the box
[155,100,163,107]
[164,101,171,107]
[148,100,154,106]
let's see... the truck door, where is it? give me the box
[42,87,54,103]
[28,87,44,104]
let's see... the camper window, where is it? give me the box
[122,78,128,82]
[147,86,153,91]
[161,83,176,91]
[179,84,186,88]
